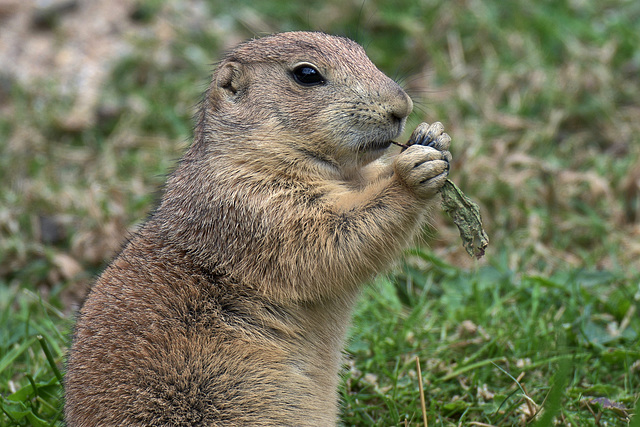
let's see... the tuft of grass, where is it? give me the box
[0,285,68,426]
[342,251,639,425]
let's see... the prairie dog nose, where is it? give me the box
[387,82,413,121]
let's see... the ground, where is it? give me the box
[1,0,639,425]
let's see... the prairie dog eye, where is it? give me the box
[291,63,325,86]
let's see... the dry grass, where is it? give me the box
[2,0,638,300]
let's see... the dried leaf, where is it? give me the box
[440,179,489,259]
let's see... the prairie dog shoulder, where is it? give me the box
[64,31,451,426]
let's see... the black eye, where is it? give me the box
[292,63,325,86]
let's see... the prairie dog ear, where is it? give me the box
[216,62,247,100]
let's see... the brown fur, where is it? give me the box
[64,31,450,426]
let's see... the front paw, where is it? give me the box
[394,144,450,198]
[408,122,452,163]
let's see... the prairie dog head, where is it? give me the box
[204,31,413,168]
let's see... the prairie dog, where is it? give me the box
[65,31,451,426]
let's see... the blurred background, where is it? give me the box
[1,0,639,425]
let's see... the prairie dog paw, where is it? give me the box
[408,122,452,163]
[394,144,450,198]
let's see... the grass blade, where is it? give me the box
[0,337,37,375]
[37,335,64,384]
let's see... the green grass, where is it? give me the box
[343,251,639,425]
[1,0,639,425]
[1,286,68,426]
